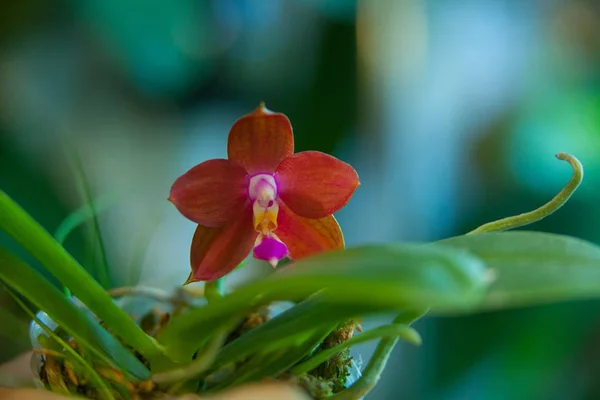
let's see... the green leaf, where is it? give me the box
[206,325,333,392]
[436,231,600,310]
[221,329,330,389]
[159,243,487,362]
[153,329,228,387]
[0,302,29,346]
[210,295,353,371]
[0,247,149,380]
[0,191,170,369]
[5,286,116,400]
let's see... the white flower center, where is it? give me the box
[248,174,277,208]
[248,174,279,234]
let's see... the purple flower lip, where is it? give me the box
[253,235,289,267]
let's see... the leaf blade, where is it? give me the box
[436,231,600,310]
[0,191,168,368]
[159,243,487,361]
[0,246,149,380]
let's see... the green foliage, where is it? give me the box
[63,150,112,290]
[158,243,488,362]
[437,232,600,310]
[290,323,421,376]
[6,287,116,400]
[0,247,148,380]
[0,190,169,370]
[3,151,600,399]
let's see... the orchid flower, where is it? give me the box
[169,103,360,282]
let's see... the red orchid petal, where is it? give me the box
[275,151,360,219]
[170,159,249,227]
[275,201,344,260]
[228,103,294,175]
[188,205,258,282]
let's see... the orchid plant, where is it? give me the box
[169,103,359,282]
[0,103,599,400]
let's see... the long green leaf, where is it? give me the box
[0,247,149,380]
[4,286,116,400]
[209,295,357,371]
[0,303,29,346]
[159,243,487,362]
[217,327,333,391]
[0,191,170,369]
[436,231,600,310]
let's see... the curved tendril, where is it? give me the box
[467,152,583,235]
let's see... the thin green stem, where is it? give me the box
[289,323,420,376]
[123,208,166,286]
[54,194,118,245]
[204,279,224,303]
[68,151,112,289]
[330,332,399,400]
[54,194,116,299]
[329,312,427,400]
[4,286,115,400]
[57,136,113,289]
[152,330,226,387]
[468,153,583,235]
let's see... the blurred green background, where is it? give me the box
[1,0,600,399]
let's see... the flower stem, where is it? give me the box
[204,278,224,303]
[467,153,583,235]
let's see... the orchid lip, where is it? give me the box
[253,234,289,267]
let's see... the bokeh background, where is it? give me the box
[1,0,600,399]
